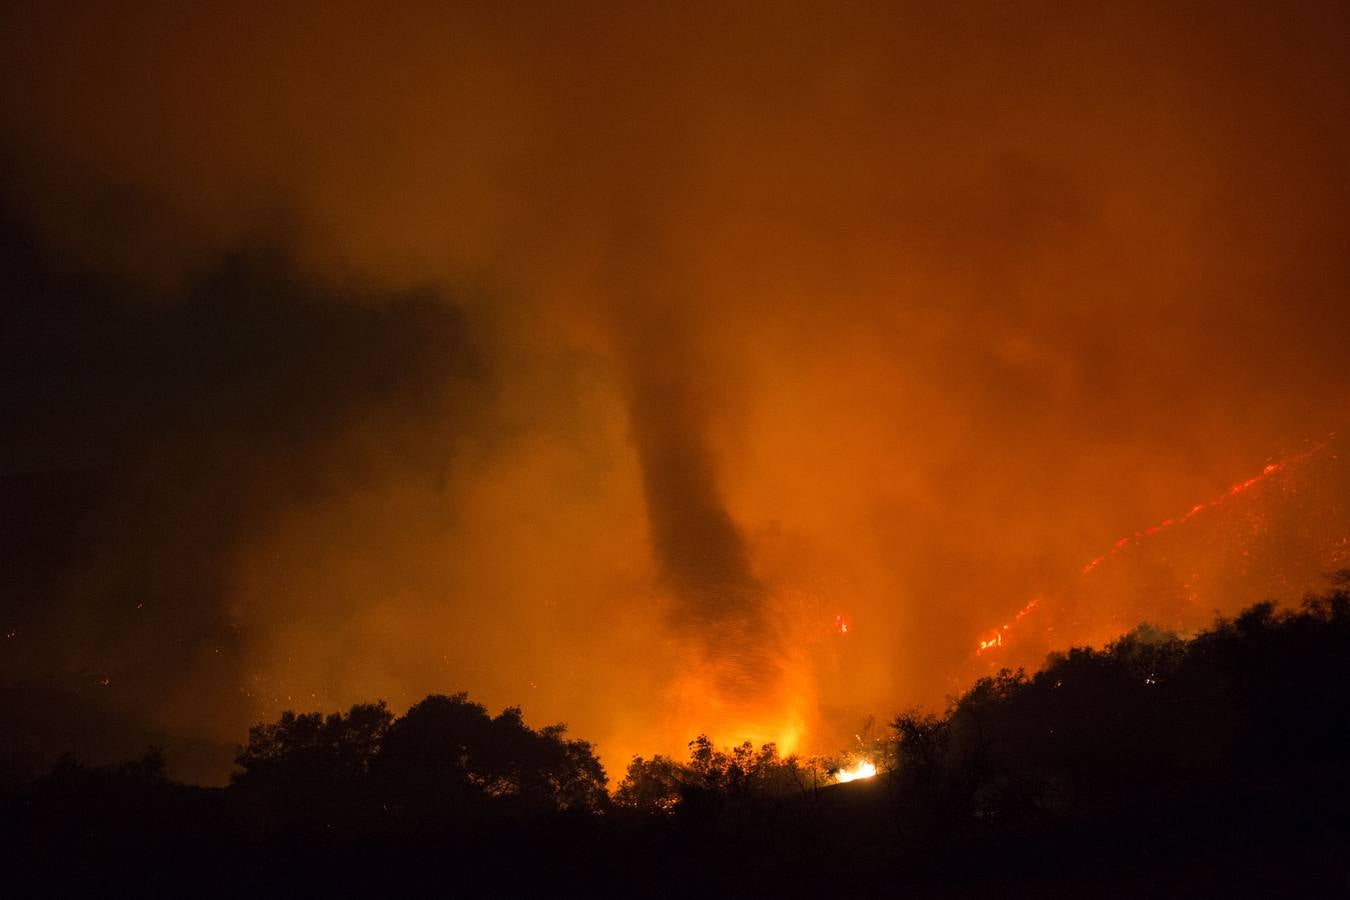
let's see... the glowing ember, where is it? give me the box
[835,760,877,783]
[975,599,1038,655]
[974,438,1335,655]
[1081,441,1329,574]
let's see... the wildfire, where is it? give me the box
[1081,442,1330,574]
[975,599,1038,655]
[835,760,877,783]
[974,436,1334,655]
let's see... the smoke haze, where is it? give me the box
[3,2,1350,781]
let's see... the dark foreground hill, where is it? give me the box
[6,589,1350,897]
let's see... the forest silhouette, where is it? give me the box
[7,585,1350,896]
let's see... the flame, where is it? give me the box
[975,598,1038,655]
[663,643,813,762]
[1081,442,1329,574]
[835,760,877,783]
[974,437,1334,654]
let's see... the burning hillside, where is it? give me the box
[971,434,1350,674]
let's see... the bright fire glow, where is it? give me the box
[835,760,877,783]
[974,437,1334,654]
[975,598,1038,655]
[1080,443,1329,574]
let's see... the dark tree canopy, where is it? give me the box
[616,733,828,820]
[229,692,606,825]
[376,693,607,813]
[9,593,1350,896]
[233,702,393,791]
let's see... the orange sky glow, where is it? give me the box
[3,3,1350,783]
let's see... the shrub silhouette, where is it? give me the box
[374,693,607,817]
[882,585,1350,851]
[8,590,1350,895]
[227,692,606,835]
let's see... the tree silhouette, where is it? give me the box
[11,592,1350,895]
[372,693,607,817]
[614,753,686,814]
[232,701,392,791]
[615,733,826,823]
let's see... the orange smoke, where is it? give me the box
[5,4,1350,785]
[976,437,1336,656]
[1081,440,1332,574]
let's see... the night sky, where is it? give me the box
[3,3,1350,784]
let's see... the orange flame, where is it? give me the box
[1081,442,1327,575]
[975,599,1038,655]
[835,759,877,783]
[974,437,1333,654]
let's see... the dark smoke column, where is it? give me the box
[613,288,781,709]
